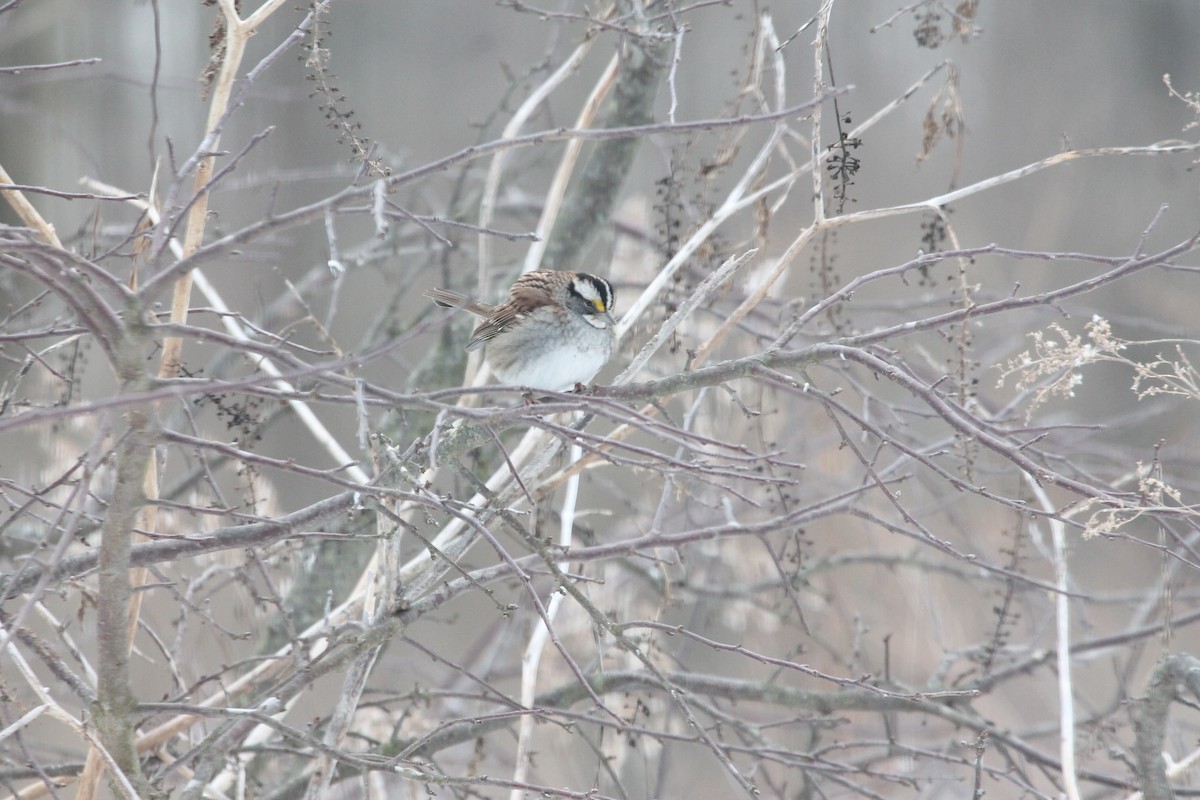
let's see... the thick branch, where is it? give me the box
[1133,653,1200,800]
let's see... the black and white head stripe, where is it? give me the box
[571,273,614,314]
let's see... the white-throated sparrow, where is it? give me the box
[424,269,616,391]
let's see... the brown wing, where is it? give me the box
[465,272,556,351]
[507,270,559,300]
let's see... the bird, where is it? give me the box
[424,269,616,392]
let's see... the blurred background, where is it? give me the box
[3,2,1200,798]
[4,2,1199,266]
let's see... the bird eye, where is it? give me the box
[572,275,612,313]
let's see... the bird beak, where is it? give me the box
[583,311,614,330]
